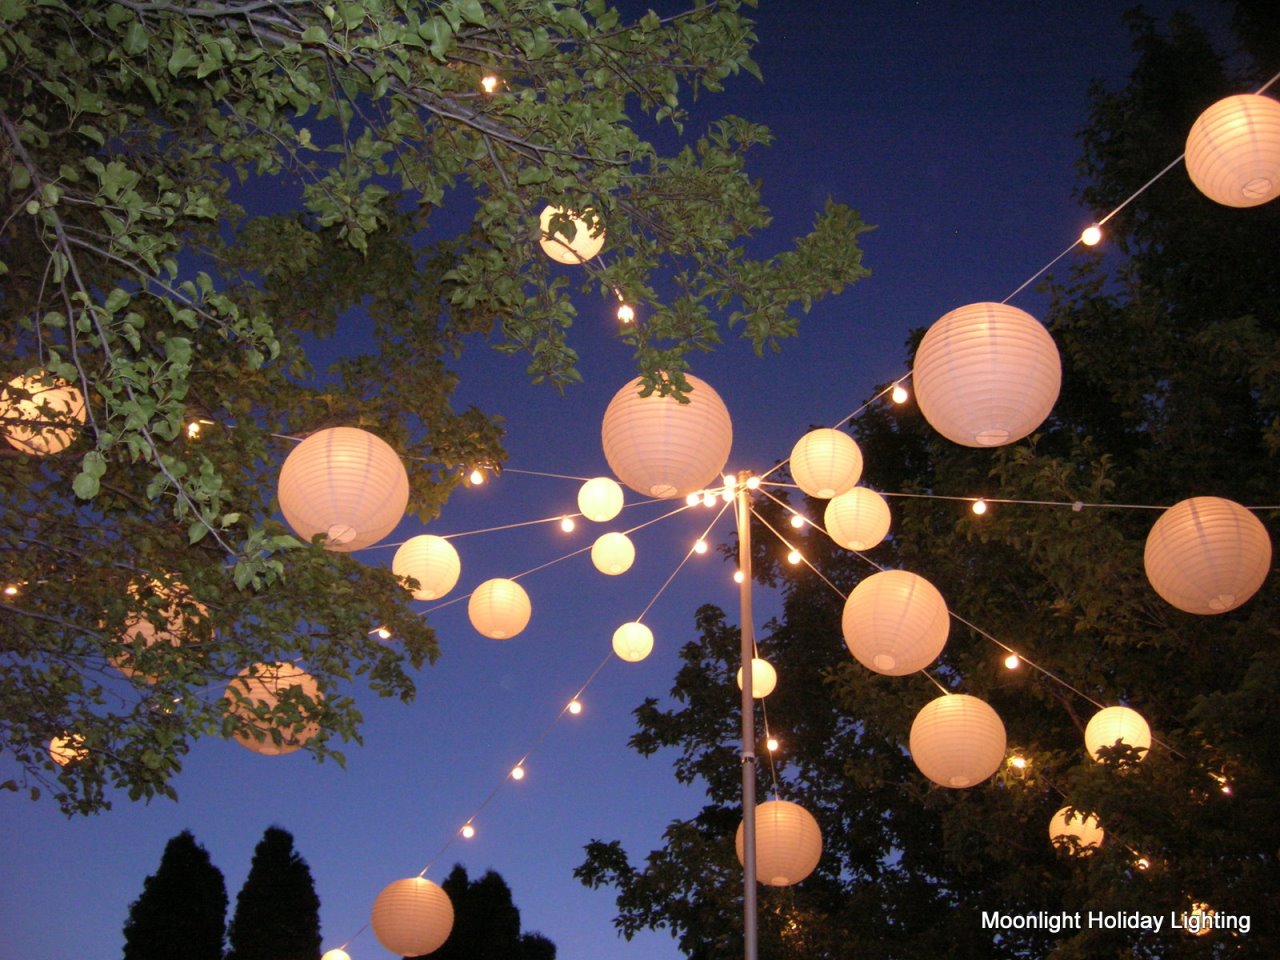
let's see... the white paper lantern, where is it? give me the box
[225,662,322,756]
[824,487,891,551]
[49,734,87,766]
[468,578,531,639]
[1049,806,1105,856]
[612,621,654,662]
[842,570,949,676]
[393,535,461,601]
[735,657,778,698]
[909,693,1006,788]
[370,877,454,957]
[913,302,1061,447]
[1185,93,1280,207]
[538,205,605,263]
[591,532,636,575]
[1144,496,1271,615]
[2,373,86,455]
[789,428,863,498]
[113,579,208,682]
[735,799,823,886]
[578,476,624,522]
[277,427,409,551]
[601,374,733,499]
[1084,705,1150,763]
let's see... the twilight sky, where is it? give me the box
[0,2,1226,958]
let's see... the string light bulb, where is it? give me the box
[734,570,745,584]
[746,476,760,490]
[1081,224,1103,246]
[686,492,701,506]
[469,468,485,486]
[1134,855,1151,871]
[787,549,802,565]
[481,74,499,93]
[460,823,476,839]
[567,699,583,715]
[789,514,806,529]
[972,498,988,516]
[891,384,909,404]
[766,737,779,752]
[376,627,392,640]
[1007,755,1028,771]
[560,516,576,532]
[186,421,202,439]
[694,539,708,554]
[617,303,635,323]
[1004,653,1020,670]
[3,584,18,596]
[511,764,525,781]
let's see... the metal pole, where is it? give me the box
[735,470,758,960]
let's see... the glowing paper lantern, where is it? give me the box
[49,734,87,766]
[113,579,209,682]
[225,662,322,756]
[277,427,409,551]
[912,302,1061,447]
[468,578,531,639]
[909,694,1006,788]
[735,657,778,698]
[1049,806,1105,856]
[1143,496,1271,615]
[824,487,891,551]
[842,570,948,676]
[735,799,823,887]
[591,532,636,575]
[789,428,863,498]
[320,951,351,960]
[392,535,461,601]
[538,205,605,264]
[370,877,454,957]
[601,374,733,499]
[612,621,654,662]
[1085,705,1150,763]
[2,373,85,454]
[1185,93,1280,207]
[578,476,624,522]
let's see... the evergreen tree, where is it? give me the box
[408,864,555,960]
[227,826,322,960]
[122,830,227,960]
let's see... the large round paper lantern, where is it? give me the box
[277,426,409,551]
[225,662,322,756]
[909,694,1006,788]
[538,205,605,263]
[49,734,88,766]
[842,570,948,676]
[2,373,85,455]
[393,535,461,601]
[370,877,454,957]
[578,477,624,522]
[1084,705,1150,763]
[468,578,531,639]
[113,579,208,682]
[1144,496,1271,615]
[591,532,635,575]
[612,621,654,662]
[735,657,778,698]
[1185,93,1280,207]
[789,428,863,498]
[735,799,823,887]
[912,302,1061,447]
[601,374,733,499]
[1049,806,1105,856]
[824,487,891,551]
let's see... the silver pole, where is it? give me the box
[735,470,758,960]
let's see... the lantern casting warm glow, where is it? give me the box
[113,579,208,682]
[320,950,350,960]
[2,373,86,455]
[225,662,322,756]
[577,476,624,522]
[468,578,531,639]
[824,487,891,551]
[789,428,863,498]
[591,532,635,575]
[370,877,454,957]
[1084,705,1150,763]
[392,535,462,601]
[1185,93,1280,207]
[842,570,949,676]
[909,694,1006,788]
[49,734,87,766]
[538,205,605,263]
[612,621,654,662]
[735,799,823,886]
[736,657,777,698]
[1049,806,1105,856]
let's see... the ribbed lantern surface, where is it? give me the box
[226,662,322,756]
[789,428,863,499]
[1049,806,1105,855]
[842,570,948,676]
[370,877,454,957]
[1185,93,1280,207]
[735,657,777,698]
[468,578,531,639]
[913,302,1061,447]
[538,205,605,263]
[113,580,208,682]
[591,532,636,575]
[735,799,823,887]
[578,476,624,522]
[601,374,733,499]
[824,487,891,551]
[1144,496,1271,615]
[1084,705,1150,763]
[393,535,461,601]
[909,694,1006,788]
[277,427,408,552]
[2,373,86,455]
[612,621,654,662]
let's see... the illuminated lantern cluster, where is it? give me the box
[789,428,862,499]
[1049,806,1105,856]
[1084,705,1150,764]
[277,427,409,551]
[1,373,86,455]
[612,621,653,663]
[468,578,531,639]
[225,662,322,756]
[735,799,823,886]
[392,535,462,601]
[909,693,1006,788]
[1185,93,1280,208]
[736,657,777,698]
[824,487,891,551]
[113,579,208,682]
[538,205,605,264]
[842,570,948,676]
[591,532,635,575]
[370,877,454,956]
[578,476,624,522]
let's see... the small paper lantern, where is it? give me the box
[735,657,777,698]
[468,578,531,639]
[913,302,1061,447]
[824,487,891,551]
[1084,705,1150,763]
[1185,93,1280,207]
[277,427,409,551]
[1049,806,1105,856]
[370,877,454,957]
[1144,496,1271,615]
[113,579,209,682]
[2,373,86,455]
[842,570,949,676]
[578,476,624,522]
[612,621,654,662]
[789,428,863,499]
[225,662,322,756]
[735,799,823,887]
[538,205,605,264]
[601,374,733,499]
[392,535,461,600]
[49,734,88,766]
[909,694,1006,788]
[591,532,636,575]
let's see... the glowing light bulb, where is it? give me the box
[469,468,485,486]
[746,476,760,489]
[723,474,736,488]
[186,421,202,439]
[702,492,716,508]
[567,699,583,715]
[766,737,779,752]
[891,384,909,404]
[1004,653,1020,670]
[1134,855,1151,871]
[461,823,476,839]
[376,627,392,640]
[787,549,801,565]
[481,74,499,93]
[617,303,635,323]
[693,539,708,554]
[1008,755,1028,770]
[789,514,805,529]
[733,570,745,584]
[511,765,525,781]
[560,516,576,532]
[972,498,988,515]
[3,584,18,597]
[1081,224,1103,246]
[721,488,733,504]
[686,492,701,506]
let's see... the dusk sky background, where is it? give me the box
[0,1,1233,958]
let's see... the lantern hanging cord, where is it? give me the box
[920,670,951,696]
[758,702,783,798]
[636,499,733,621]
[502,466,594,481]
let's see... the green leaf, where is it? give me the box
[457,0,487,27]
[72,471,100,500]
[300,25,327,44]
[166,44,198,75]
[9,164,29,192]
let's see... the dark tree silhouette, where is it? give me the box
[408,863,555,960]
[227,826,322,960]
[122,830,227,960]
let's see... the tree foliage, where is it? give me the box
[406,863,555,960]
[122,829,228,960]
[227,826,322,960]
